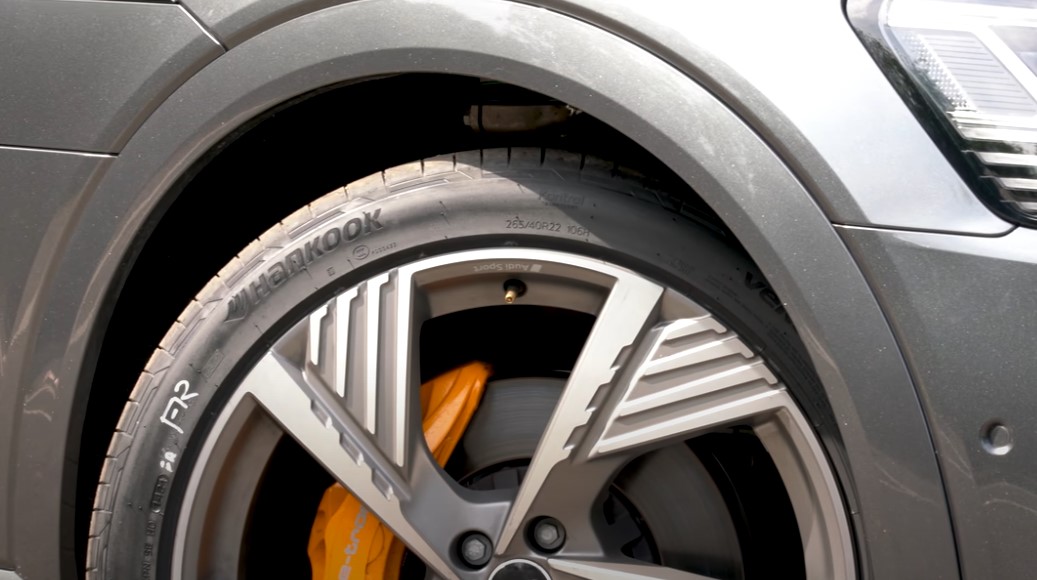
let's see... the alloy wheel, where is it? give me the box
[169,247,854,579]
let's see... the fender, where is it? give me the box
[181,0,1009,236]
[1,1,956,577]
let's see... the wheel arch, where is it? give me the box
[3,1,955,578]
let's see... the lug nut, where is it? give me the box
[503,279,527,304]
[459,532,492,568]
[530,517,565,552]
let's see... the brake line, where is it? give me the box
[308,362,492,580]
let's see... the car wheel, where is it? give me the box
[87,148,854,579]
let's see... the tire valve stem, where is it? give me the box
[503,279,527,304]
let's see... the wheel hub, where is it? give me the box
[488,559,551,580]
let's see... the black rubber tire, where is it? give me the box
[86,148,831,579]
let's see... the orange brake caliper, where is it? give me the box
[307,362,492,580]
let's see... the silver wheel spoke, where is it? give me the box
[494,273,665,552]
[584,316,782,458]
[549,558,722,580]
[496,276,789,555]
[239,271,489,580]
[243,353,473,578]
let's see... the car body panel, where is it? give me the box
[531,0,1010,236]
[181,0,1011,236]
[0,0,221,152]
[181,0,349,48]
[0,1,961,578]
[839,224,1037,579]
[0,146,113,571]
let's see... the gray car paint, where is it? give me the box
[0,146,113,573]
[180,0,349,48]
[838,224,1037,580]
[0,1,959,578]
[0,0,221,152]
[4,0,1030,577]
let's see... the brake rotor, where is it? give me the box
[462,379,745,579]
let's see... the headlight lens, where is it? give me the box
[881,0,1037,219]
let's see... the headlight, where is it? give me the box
[863,0,1037,223]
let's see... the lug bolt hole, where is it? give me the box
[458,531,493,568]
[528,516,566,553]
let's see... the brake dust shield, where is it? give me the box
[308,362,492,580]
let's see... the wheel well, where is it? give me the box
[74,73,729,570]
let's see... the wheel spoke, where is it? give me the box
[549,558,722,580]
[496,276,788,554]
[495,273,664,552]
[239,271,496,580]
[243,351,472,578]
[302,272,410,465]
[584,316,783,458]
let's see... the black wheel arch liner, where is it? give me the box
[0,1,958,578]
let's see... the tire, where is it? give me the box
[87,148,853,579]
